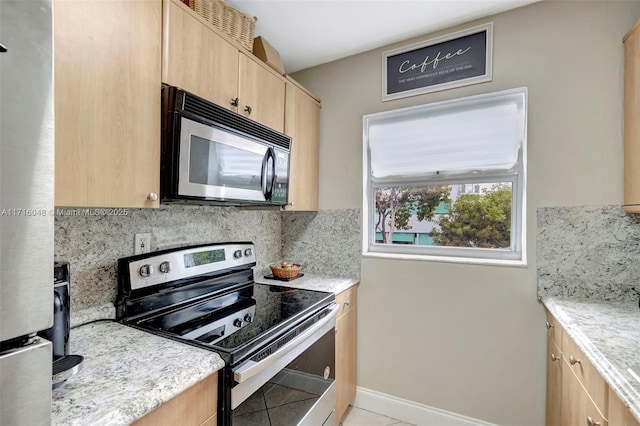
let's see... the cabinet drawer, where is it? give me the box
[336,286,357,318]
[545,309,562,348]
[562,334,608,414]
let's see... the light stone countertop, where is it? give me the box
[255,272,359,295]
[51,317,224,425]
[542,296,640,422]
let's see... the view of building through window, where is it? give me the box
[374,182,512,249]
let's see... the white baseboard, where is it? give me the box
[352,386,499,426]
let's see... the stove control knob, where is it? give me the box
[244,248,253,257]
[233,250,242,259]
[159,261,172,274]
[233,318,243,328]
[244,314,253,323]
[138,264,153,277]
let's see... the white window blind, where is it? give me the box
[367,91,526,181]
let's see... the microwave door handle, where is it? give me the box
[261,149,269,199]
[261,147,275,200]
[268,148,277,197]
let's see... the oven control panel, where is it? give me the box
[125,243,256,291]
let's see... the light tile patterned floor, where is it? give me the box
[341,406,415,426]
[233,383,320,426]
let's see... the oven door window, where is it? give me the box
[178,117,271,202]
[233,331,336,426]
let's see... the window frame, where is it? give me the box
[362,88,527,266]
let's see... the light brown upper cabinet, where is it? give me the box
[238,54,285,132]
[283,77,321,211]
[54,0,162,208]
[162,0,285,133]
[162,0,239,113]
[624,20,640,213]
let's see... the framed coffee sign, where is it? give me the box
[382,23,493,101]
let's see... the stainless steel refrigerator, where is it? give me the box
[0,0,54,425]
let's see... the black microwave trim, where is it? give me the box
[160,84,291,206]
[164,84,290,150]
[183,95,291,150]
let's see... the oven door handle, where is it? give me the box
[233,304,339,384]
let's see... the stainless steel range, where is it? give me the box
[117,242,338,426]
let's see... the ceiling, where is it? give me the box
[225,0,541,74]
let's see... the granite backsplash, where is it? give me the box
[55,206,361,310]
[281,209,361,279]
[537,205,640,302]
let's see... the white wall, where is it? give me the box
[293,2,640,425]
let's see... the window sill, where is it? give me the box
[362,251,528,268]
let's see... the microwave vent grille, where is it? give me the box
[183,95,291,150]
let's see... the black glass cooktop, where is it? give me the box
[135,283,334,365]
[214,284,330,349]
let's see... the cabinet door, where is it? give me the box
[238,54,285,133]
[284,81,320,211]
[162,0,239,112]
[546,339,562,426]
[335,300,357,422]
[609,387,640,426]
[624,21,640,213]
[54,0,161,208]
[132,373,217,426]
[561,362,607,426]
[200,413,217,426]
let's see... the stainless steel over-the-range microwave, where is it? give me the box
[161,84,291,206]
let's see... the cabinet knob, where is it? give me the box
[344,300,350,307]
[570,355,581,365]
[230,97,239,107]
[546,322,554,330]
[147,192,158,202]
[550,353,560,362]
[586,416,601,426]
[244,105,252,115]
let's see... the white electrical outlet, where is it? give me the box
[134,233,151,255]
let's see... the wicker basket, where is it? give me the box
[189,0,257,52]
[269,263,302,279]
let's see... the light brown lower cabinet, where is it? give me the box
[133,372,217,426]
[335,286,358,423]
[545,309,640,426]
[609,388,640,426]
[546,336,562,426]
[561,363,607,426]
